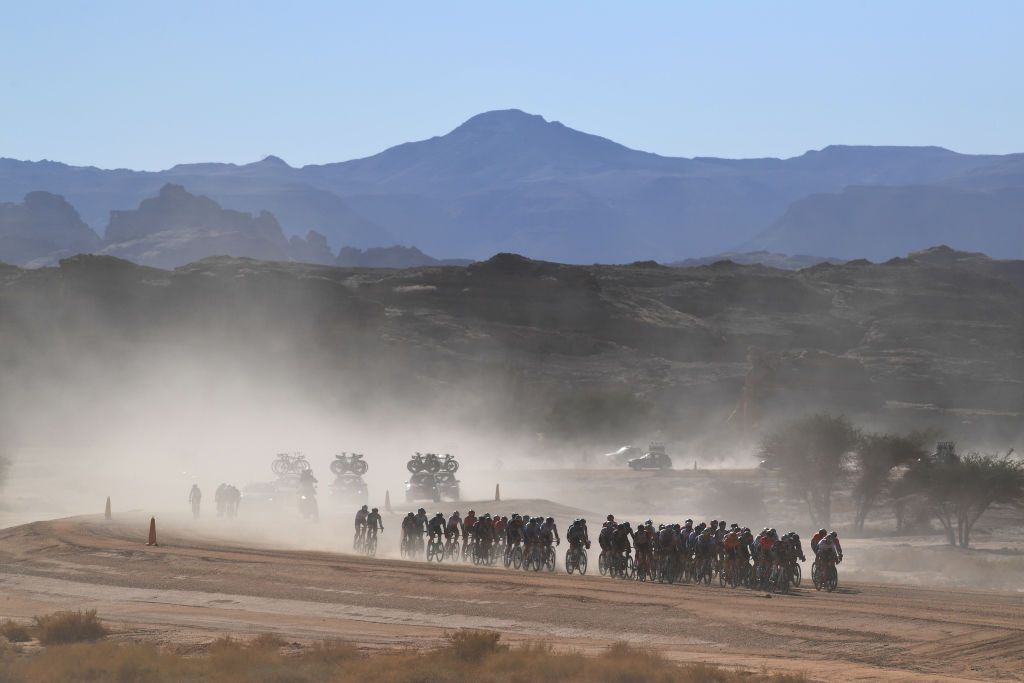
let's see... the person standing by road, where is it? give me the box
[188,484,202,519]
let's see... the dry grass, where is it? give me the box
[0,620,32,643]
[32,609,108,645]
[0,629,807,683]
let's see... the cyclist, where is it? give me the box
[598,517,615,556]
[446,510,464,542]
[634,520,654,574]
[810,528,828,555]
[823,531,843,563]
[401,512,418,554]
[428,512,446,545]
[355,505,369,543]
[567,518,590,550]
[475,513,494,561]
[523,516,542,555]
[494,515,507,541]
[723,526,741,581]
[541,517,560,546]
[611,521,633,572]
[463,509,478,547]
[366,507,383,539]
[506,513,524,546]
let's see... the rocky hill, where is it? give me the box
[3,110,1023,264]
[0,191,100,265]
[1,246,1020,449]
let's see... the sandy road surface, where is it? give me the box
[1,515,1022,682]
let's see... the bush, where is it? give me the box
[0,620,32,643]
[444,629,508,662]
[33,610,108,645]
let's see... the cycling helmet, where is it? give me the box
[719,521,727,528]
[731,523,739,529]
[545,517,554,524]
[828,531,837,539]
[580,518,586,524]
[452,510,460,516]
[818,528,827,536]
[406,512,414,517]
[607,514,615,522]
[361,505,368,511]
[468,509,475,515]
[685,519,692,524]
[645,519,653,525]
[435,512,443,518]
[417,508,425,514]
[371,508,378,513]
[710,519,718,526]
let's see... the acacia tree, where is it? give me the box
[760,413,860,528]
[896,453,1024,547]
[852,431,929,531]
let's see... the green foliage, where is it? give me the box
[852,431,930,530]
[760,413,860,527]
[896,452,1024,547]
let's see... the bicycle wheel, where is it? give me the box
[598,552,608,576]
[546,547,556,573]
[578,550,587,575]
[702,560,711,585]
[719,562,727,587]
[565,549,575,574]
[826,565,838,592]
[625,555,635,580]
[812,561,822,591]
[367,536,377,557]
[427,542,437,562]
[792,563,802,588]
[512,546,523,570]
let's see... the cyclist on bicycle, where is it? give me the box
[523,516,541,555]
[634,520,654,570]
[355,505,369,542]
[611,521,633,562]
[494,515,507,540]
[506,513,524,546]
[366,507,383,538]
[401,512,417,552]
[541,517,560,546]
[463,509,477,546]
[810,528,827,555]
[446,511,464,541]
[428,512,445,544]
[414,507,428,533]
[475,513,494,560]
[819,531,842,563]
[723,526,740,578]
[567,518,590,550]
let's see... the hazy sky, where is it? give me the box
[2,2,1020,170]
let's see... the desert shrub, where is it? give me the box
[0,620,32,643]
[33,610,107,645]
[0,632,807,683]
[444,629,508,662]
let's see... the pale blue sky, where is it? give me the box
[2,2,1020,170]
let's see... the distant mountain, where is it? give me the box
[745,185,1024,260]
[0,191,100,265]
[2,109,1023,264]
[335,245,472,268]
[669,251,843,270]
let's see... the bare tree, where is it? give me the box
[759,413,859,528]
[896,452,1024,547]
[852,431,929,531]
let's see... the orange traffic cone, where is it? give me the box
[384,490,391,513]
[495,484,501,502]
[104,497,111,520]
[146,517,158,546]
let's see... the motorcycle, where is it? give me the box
[330,452,369,476]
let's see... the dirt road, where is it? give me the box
[1,514,1022,682]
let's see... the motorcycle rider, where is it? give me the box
[188,484,202,519]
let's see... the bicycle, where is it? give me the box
[427,535,445,563]
[364,531,378,557]
[565,544,588,575]
[443,536,461,562]
[598,549,610,576]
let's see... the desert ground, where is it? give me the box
[1,505,1023,683]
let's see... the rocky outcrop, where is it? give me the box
[335,245,467,268]
[101,185,333,269]
[0,191,100,265]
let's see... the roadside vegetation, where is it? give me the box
[0,627,806,683]
[760,413,1023,546]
